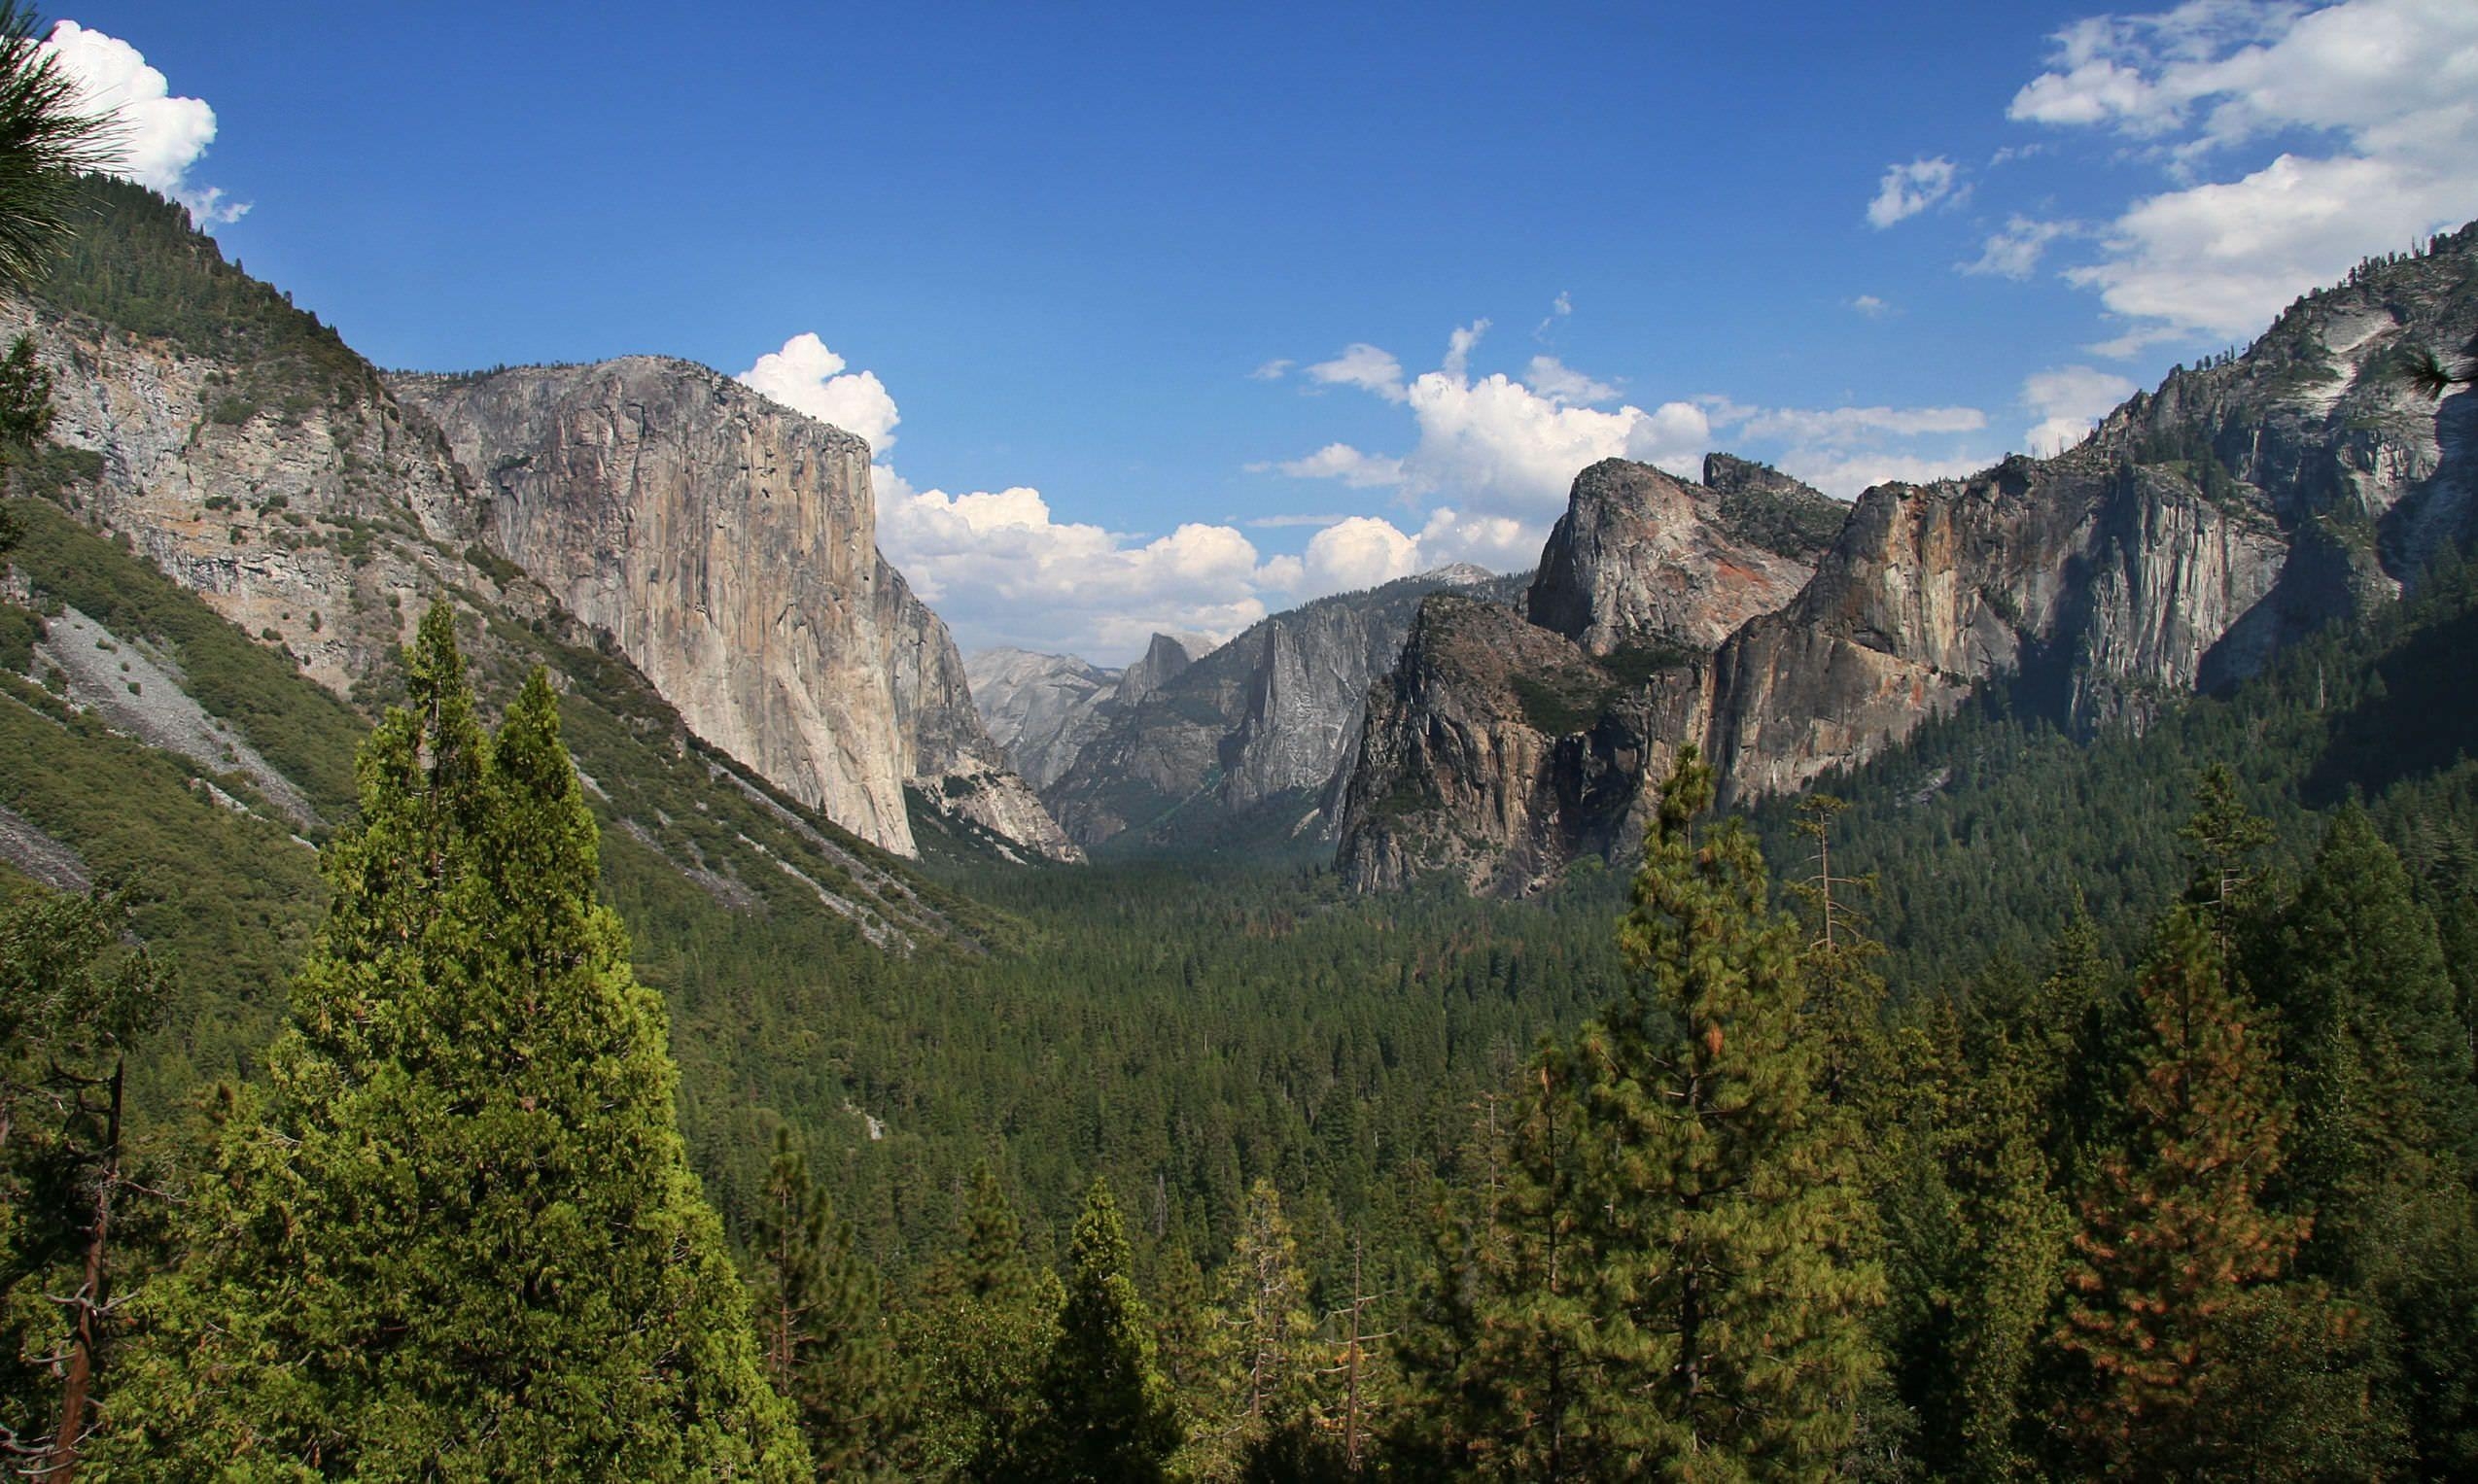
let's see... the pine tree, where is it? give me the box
[96,604,805,1478]
[1026,1176,1179,1482]
[1198,1180,1331,1480]
[749,1126,907,1477]
[904,1161,1062,1476]
[2056,902,2351,1473]
[2268,807,2478,1470]
[1390,1051,1598,1478]
[1581,746,1886,1478]
[0,890,159,1479]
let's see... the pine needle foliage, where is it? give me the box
[94,604,805,1479]
[749,1126,908,1478]
[1580,745,1887,1479]
[1027,1177,1181,1482]
[0,3,113,287]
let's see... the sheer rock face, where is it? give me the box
[964,647,1121,790]
[396,360,1075,861]
[0,298,487,698]
[1337,221,2478,893]
[1037,569,1518,849]
[1334,594,1711,895]
[1525,457,1832,656]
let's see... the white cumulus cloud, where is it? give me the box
[1301,516,1424,592]
[1304,343,1408,401]
[2008,0,2478,349]
[1268,332,1712,517]
[1867,155,1963,227]
[2021,364,2139,453]
[1261,442,1404,488]
[1525,356,1621,406]
[880,482,1287,663]
[42,20,243,224]
[737,333,900,452]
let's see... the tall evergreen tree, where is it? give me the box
[1390,1053,1597,1478]
[96,604,805,1478]
[2268,807,2478,1471]
[0,890,159,1480]
[2056,901,2381,1474]
[1579,746,1885,1478]
[903,1161,1062,1477]
[749,1127,907,1478]
[1025,1177,1179,1483]
[1199,1180,1335,1481]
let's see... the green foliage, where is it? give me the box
[0,2,115,287]
[0,888,162,1468]
[33,176,377,417]
[0,331,52,449]
[1510,671,1611,738]
[96,606,806,1478]
[1027,1177,1180,1482]
[900,1163,1064,1476]
[1401,750,1886,1478]
[750,1126,909,1477]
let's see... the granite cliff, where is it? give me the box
[1338,227,2478,892]
[395,361,1077,862]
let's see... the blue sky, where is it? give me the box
[45,1,2478,662]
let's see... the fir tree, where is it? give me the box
[1581,746,1886,1478]
[1025,1177,1179,1483]
[749,1126,907,1477]
[96,604,805,1478]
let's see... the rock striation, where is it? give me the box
[1337,224,2478,893]
[396,360,1076,861]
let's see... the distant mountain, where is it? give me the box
[983,567,1522,852]
[965,646,1121,790]
[1338,225,2478,893]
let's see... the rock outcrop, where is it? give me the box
[1037,568,1519,849]
[1337,224,2478,892]
[397,360,1076,861]
[0,298,484,702]
[1526,457,1838,655]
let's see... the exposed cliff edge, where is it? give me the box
[395,360,1077,861]
[1338,225,2478,893]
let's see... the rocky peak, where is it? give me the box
[1523,457,1827,656]
[1116,633,1194,706]
[1338,224,2478,893]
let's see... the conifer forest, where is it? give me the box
[7,3,2478,1479]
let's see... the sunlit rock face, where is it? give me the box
[1338,222,2478,893]
[398,358,1075,861]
